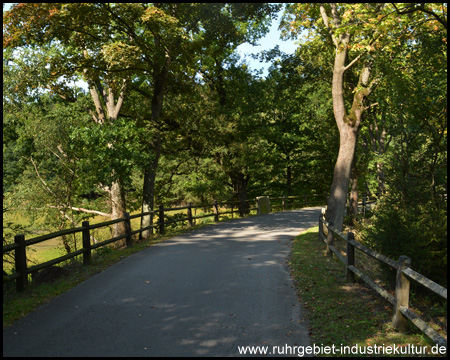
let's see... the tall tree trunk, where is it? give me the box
[326,125,358,229]
[140,139,161,239]
[140,39,170,239]
[230,171,250,216]
[286,154,292,196]
[321,4,377,231]
[85,63,129,239]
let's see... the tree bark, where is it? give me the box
[110,179,127,246]
[139,38,170,239]
[326,126,358,229]
[230,171,250,216]
[88,79,128,239]
[321,4,377,231]
[83,50,129,240]
[286,154,292,196]
[349,154,359,221]
[140,139,161,239]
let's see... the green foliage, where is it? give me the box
[155,156,230,205]
[72,115,154,188]
[280,3,447,284]
[255,46,337,197]
[3,3,446,293]
[359,14,447,287]
[362,196,447,287]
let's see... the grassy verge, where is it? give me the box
[290,227,445,357]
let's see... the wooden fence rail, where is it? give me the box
[318,213,447,347]
[3,192,372,293]
[3,198,256,292]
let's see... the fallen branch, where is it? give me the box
[49,206,111,218]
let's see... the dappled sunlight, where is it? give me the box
[3,208,321,356]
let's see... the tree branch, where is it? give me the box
[49,205,111,218]
[112,78,128,119]
[28,157,56,197]
[393,3,447,29]
[320,4,339,48]
[343,51,366,71]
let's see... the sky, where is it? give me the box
[3,3,298,78]
[236,9,298,77]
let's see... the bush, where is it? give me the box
[361,195,447,288]
[165,213,188,230]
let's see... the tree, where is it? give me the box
[260,47,337,197]
[3,3,141,240]
[363,15,447,284]
[196,4,280,214]
[3,3,280,237]
[120,3,279,233]
[281,3,446,230]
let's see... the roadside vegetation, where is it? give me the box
[290,227,447,357]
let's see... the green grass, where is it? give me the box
[290,227,446,357]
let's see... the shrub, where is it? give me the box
[361,195,447,288]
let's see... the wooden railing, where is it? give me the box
[3,192,374,294]
[3,198,262,292]
[318,212,447,347]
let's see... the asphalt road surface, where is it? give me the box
[3,208,322,357]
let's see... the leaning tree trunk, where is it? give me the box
[321,4,377,231]
[326,126,358,230]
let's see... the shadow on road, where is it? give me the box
[3,208,322,357]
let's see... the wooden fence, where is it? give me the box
[5,194,330,291]
[3,198,261,292]
[3,192,374,293]
[318,212,447,347]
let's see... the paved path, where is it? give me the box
[3,208,322,357]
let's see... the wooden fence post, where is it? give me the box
[362,196,367,219]
[326,221,334,257]
[283,195,287,210]
[187,203,193,227]
[318,216,323,243]
[304,195,308,207]
[82,221,91,266]
[393,255,411,332]
[14,234,27,292]
[346,232,355,282]
[159,205,165,235]
[213,201,219,222]
[124,212,133,248]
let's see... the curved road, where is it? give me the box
[3,208,322,357]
